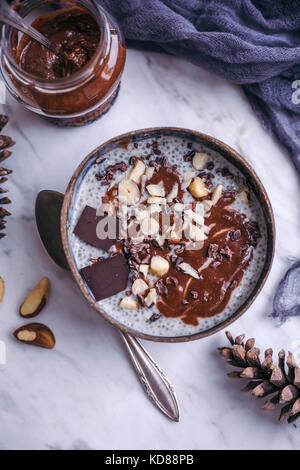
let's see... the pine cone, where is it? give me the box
[219,331,300,424]
[0,115,15,240]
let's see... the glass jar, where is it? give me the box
[0,0,126,126]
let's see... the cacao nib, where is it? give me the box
[206,243,219,259]
[190,291,198,299]
[137,294,147,307]
[183,150,195,162]
[244,220,261,246]
[220,245,233,260]
[221,167,234,179]
[155,279,168,295]
[149,313,161,323]
[166,276,179,287]
[228,229,241,242]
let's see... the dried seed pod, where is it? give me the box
[19,277,50,318]
[219,331,300,425]
[0,115,14,241]
[13,323,55,349]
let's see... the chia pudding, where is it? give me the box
[68,134,267,338]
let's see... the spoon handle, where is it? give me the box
[0,1,58,54]
[120,331,180,421]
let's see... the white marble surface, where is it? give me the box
[0,49,300,450]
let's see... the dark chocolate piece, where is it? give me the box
[73,205,118,252]
[81,253,129,301]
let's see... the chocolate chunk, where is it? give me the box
[81,253,129,301]
[73,205,118,252]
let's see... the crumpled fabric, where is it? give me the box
[98,0,300,172]
[271,261,300,323]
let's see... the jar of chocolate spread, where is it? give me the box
[0,0,126,126]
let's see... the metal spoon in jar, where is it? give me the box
[35,190,180,422]
[0,1,61,56]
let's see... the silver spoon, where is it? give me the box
[35,190,180,422]
[0,1,61,56]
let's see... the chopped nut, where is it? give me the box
[146,184,165,197]
[0,277,4,302]
[119,296,139,310]
[147,196,167,205]
[174,202,184,212]
[211,184,223,205]
[168,230,181,243]
[134,207,148,221]
[166,183,178,203]
[182,170,196,190]
[132,278,148,296]
[13,323,55,349]
[192,152,208,170]
[141,217,160,236]
[178,262,200,279]
[145,167,155,180]
[184,208,204,226]
[150,256,170,276]
[189,177,209,199]
[188,224,207,242]
[19,277,50,318]
[145,288,157,307]
[118,178,140,205]
[129,159,145,183]
[139,264,149,277]
[239,186,249,203]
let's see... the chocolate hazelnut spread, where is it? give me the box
[4,3,126,125]
[19,8,101,80]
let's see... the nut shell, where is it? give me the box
[19,277,50,318]
[13,323,55,349]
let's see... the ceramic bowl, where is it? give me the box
[61,127,275,342]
